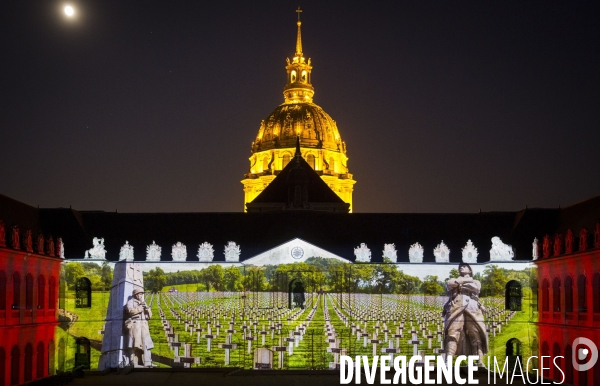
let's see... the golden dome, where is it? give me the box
[252,103,347,155]
[241,8,355,212]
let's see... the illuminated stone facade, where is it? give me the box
[241,12,356,212]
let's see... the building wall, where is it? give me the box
[536,248,600,385]
[0,248,61,386]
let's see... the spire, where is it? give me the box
[283,7,314,104]
[295,7,303,57]
[294,135,302,159]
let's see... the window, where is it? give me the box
[565,345,573,384]
[24,344,32,382]
[307,154,315,169]
[48,277,56,310]
[57,339,65,373]
[10,345,19,386]
[594,273,600,313]
[36,342,44,379]
[290,70,296,82]
[542,279,549,312]
[0,271,6,311]
[48,340,55,375]
[541,342,550,379]
[301,70,307,82]
[506,338,521,356]
[552,278,561,312]
[552,343,561,381]
[75,277,92,308]
[578,275,587,312]
[0,348,5,386]
[282,154,291,169]
[564,276,573,312]
[505,280,522,311]
[75,338,91,370]
[37,275,45,309]
[12,272,20,309]
[25,274,33,310]
[328,157,335,172]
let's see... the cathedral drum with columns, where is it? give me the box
[241,11,356,212]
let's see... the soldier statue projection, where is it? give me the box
[125,288,154,367]
[443,263,488,362]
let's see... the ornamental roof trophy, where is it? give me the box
[443,263,488,363]
[171,242,187,261]
[434,241,450,263]
[382,243,397,262]
[119,241,134,261]
[224,241,240,262]
[197,242,214,262]
[354,243,371,262]
[146,241,161,261]
[408,242,424,263]
[461,240,478,263]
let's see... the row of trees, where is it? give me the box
[142,258,453,295]
[62,259,537,297]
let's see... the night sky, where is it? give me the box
[1,1,599,213]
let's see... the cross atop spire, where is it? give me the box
[295,7,303,57]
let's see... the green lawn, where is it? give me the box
[62,290,538,371]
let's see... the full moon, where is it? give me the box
[64,5,74,17]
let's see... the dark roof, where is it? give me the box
[3,193,599,264]
[247,138,349,212]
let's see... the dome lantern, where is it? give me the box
[284,7,314,104]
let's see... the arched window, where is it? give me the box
[0,271,6,311]
[578,275,587,312]
[307,154,315,169]
[0,347,5,386]
[37,275,45,309]
[565,345,573,384]
[542,279,550,312]
[552,343,561,381]
[593,273,600,313]
[262,157,269,172]
[505,280,522,311]
[10,345,19,386]
[290,70,296,83]
[24,344,32,382]
[48,277,56,310]
[57,339,65,373]
[36,342,44,379]
[75,338,90,370]
[541,342,550,379]
[531,338,539,370]
[282,154,291,169]
[564,276,573,313]
[12,273,20,310]
[48,340,55,375]
[25,274,33,310]
[506,338,521,356]
[75,277,92,308]
[552,277,561,312]
[301,70,307,82]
